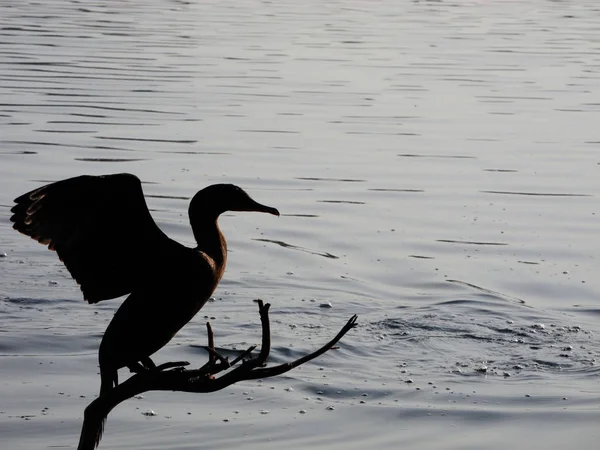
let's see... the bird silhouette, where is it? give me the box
[10,173,279,398]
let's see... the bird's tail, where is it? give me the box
[77,401,106,450]
[77,369,116,450]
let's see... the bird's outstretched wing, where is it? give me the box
[10,173,173,303]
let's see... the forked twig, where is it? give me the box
[77,301,357,450]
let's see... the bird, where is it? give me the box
[10,173,280,397]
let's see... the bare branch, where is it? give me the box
[77,300,357,450]
[205,322,217,365]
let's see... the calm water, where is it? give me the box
[1,1,600,449]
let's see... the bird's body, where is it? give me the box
[98,245,220,394]
[10,173,279,397]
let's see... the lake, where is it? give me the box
[1,0,599,449]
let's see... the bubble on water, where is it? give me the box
[299,409,307,414]
[142,410,157,416]
[319,302,333,308]
[326,405,335,411]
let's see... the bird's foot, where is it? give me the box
[128,357,158,374]
[156,361,190,372]
[128,363,151,374]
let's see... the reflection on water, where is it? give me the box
[481,190,592,197]
[1,0,600,449]
[254,237,339,259]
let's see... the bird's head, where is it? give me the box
[189,184,279,220]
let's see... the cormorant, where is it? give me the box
[10,173,279,396]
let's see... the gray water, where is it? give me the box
[1,1,600,449]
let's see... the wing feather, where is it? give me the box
[10,173,174,303]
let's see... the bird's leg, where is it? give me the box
[127,362,147,374]
[127,357,156,374]
[139,356,156,370]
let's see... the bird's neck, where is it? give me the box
[192,218,227,268]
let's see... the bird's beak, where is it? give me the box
[251,201,280,216]
[238,197,280,216]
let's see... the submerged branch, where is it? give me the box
[77,301,357,450]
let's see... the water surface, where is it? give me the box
[1,1,599,449]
